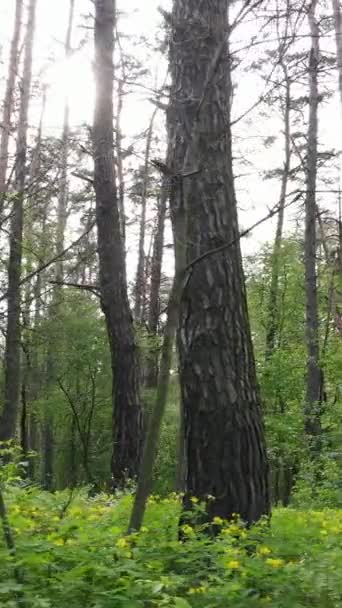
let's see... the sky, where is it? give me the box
[0,0,341,275]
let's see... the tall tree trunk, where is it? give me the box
[42,0,75,490]
[304,0,323,451]
[134,108,158,321]
[168,0,269,525]
[0,0,23,216]
[0,0,37,444]
[266,67,291,357]
[93,0,142,489]
[145,186,167,387]
[115,74,126,247]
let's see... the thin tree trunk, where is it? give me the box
[134,109,158,321]
[304,0,323,451]
[55,0,74,283]
[93,0,142,489]
[0,0,37,444]
[332,0,342,108]
[0,0,23,217]
[128,163,186,533]
[115,75,126,246]
[169,0,269,526]
[42,0,75,490]
[145,186,167,387]
[266,67,291,357]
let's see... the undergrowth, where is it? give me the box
[0,486,341,607]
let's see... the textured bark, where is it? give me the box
[93,0,142,488]
[0,0,37,444]
[266,68,291,357]
[134,109,158,321]
[168,0,269,525]
[0,0,23,216]
[145,186,167,387]
[304,0,323,448]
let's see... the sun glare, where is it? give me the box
[45,51,95,129]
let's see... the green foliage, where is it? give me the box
[246,237,342,506]
[0,487,341,607]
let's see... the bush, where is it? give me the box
[0,486,341,607]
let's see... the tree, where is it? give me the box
[0,0,37,444]
[133,108,158,322]
[167,0,270,525]
[304,0,324,452]
[0,0,23,217]
[42,0,75,491]
[93,0,142,488]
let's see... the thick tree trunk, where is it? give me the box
[266,68,291,357]
[134,109,158,321]
[0,0,37,444]
[145,186,167,387]
[0,0,23,216]
[168,0,269,525]
[93,0,142,488]
[304,0,323,450]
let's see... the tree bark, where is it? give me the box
[93,0,142,489]
[0,0,37,444]
[168,0,270,526]
[304,0,323,450]
[0,0,23,217]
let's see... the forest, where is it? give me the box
[0,0,341,606]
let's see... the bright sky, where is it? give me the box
[1,0,341,271]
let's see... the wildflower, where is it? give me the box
[52,538,64,546]
[188,585,207,594]
[116,537,129,549]
[181,524,195,537]
[258,546,272,556]
[226,560,240,569]
[266,558,285,568]
[190,496,199,504]
[213,516,224,525]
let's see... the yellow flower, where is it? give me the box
[266,558,284,568]
[188,585,207,594]
[258,546,272,556]
[190,497,199,504]
[52,538,64,546]
[213,516,224,525]
[181,524,195,537]
[116,537,129,549]
[226,560,240,569]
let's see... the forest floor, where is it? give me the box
[0,487,341,607]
